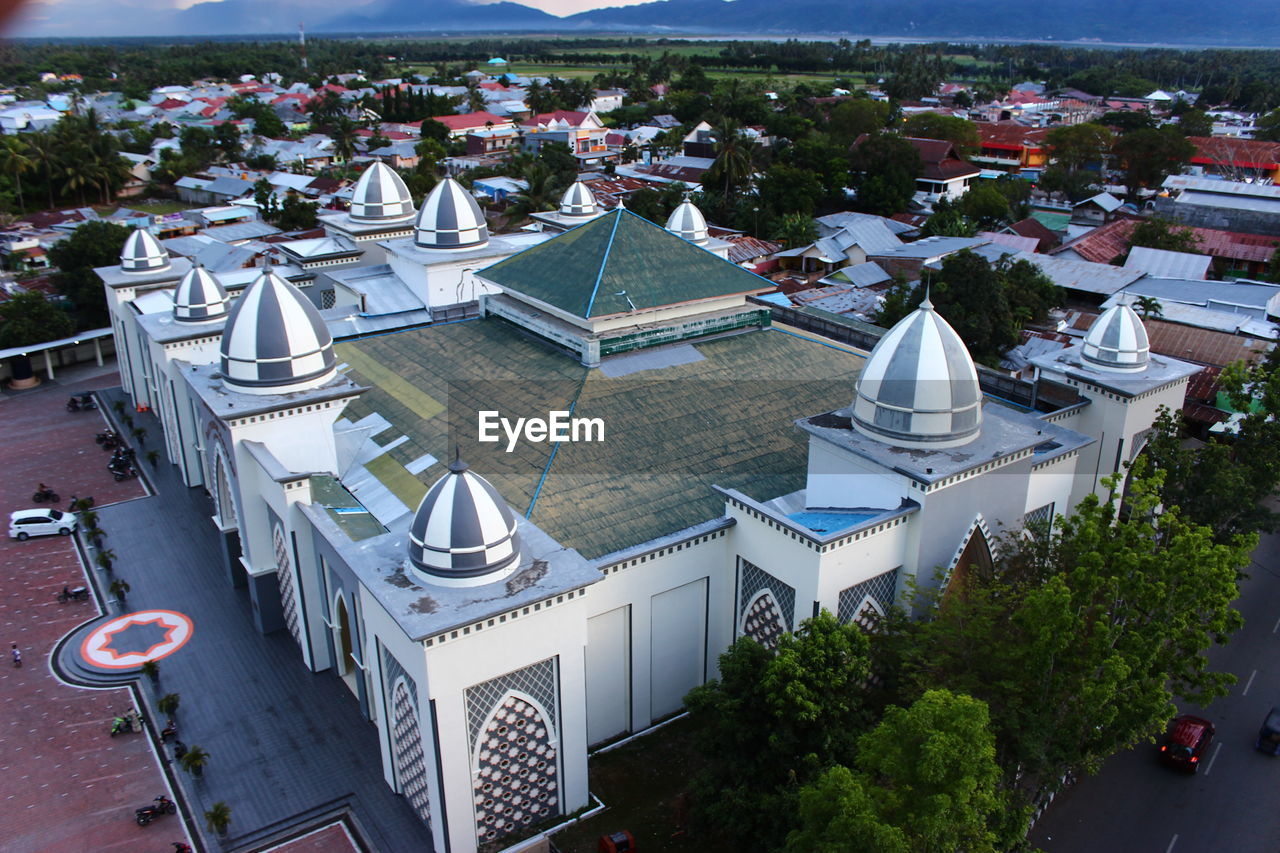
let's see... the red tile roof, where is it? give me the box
[1188,136,1280,171]
[155,98,188,110]
[903,137,981,181]
[1007,217,1060,252]
[523,110,590,128]
[1055,217,1280,266]
[977,122,1050,151]
[431,111,510,131]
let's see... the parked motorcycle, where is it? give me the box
[109,710,143,736]
[56,586,90,603]
[32,487,59,503]
[110,465,138,482]
[134,795,177,826]
[95,430,121,449]
[159,718,177,742]
[66,393,97,412]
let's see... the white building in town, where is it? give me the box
[99,192,1195,852]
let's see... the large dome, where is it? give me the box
[414,177,489,250]
[173,264,229,323]
[559,181,597,218]
[666,198,708,245]
[349,162,415,223]
[218,266,336,394]
[1082,303,1149,372]
[120,228,171,274]
[407,455,522,587]
[852,295,983,449]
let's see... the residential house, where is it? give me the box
[776,217,904,276]
[1122,246,1212,280]
[521,111,615,169]
[1186,136,1280,182]
[870,236,991,278]
[430,112,515,140]
[973,124,1050,174]
[590,89,626,114]
[466,128,522,158]
[902,137,981,204]
[1156,176,1280,237]
[1056,215,1280,278]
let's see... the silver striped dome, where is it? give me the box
[407,455,522,587]
[120,228,171,273]
[559,181,597,218]
[1082,303,1149,373]
[414,177,489,250]
[350,162,415,223]
[218,266,336,394]
[852,295,983,449]
[173,264,229,323]
[666,198,708,245]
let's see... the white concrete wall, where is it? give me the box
[806,436,912,510]
[584,606,630,744]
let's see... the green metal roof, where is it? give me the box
[479,208,772,320]
[336,320,865,560]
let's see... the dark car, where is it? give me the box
[1159,714,1215,773]
[1257,707,1280,755]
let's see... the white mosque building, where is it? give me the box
[98,176,1198,852]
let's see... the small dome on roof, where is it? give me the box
[559,181,598,218]
[666,198,708,245]
[408,455,522,588]
[349,162,415,223]
[851,294,983,449]
[1082,303,1149,372]
[173,264,228,323]
[218,265,336,394]
[414,177,489,250]
[120,228,171,273]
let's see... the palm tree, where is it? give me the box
[329,117,358,164]
[503,162,561,226]
[180,744,210,777]
[0,136,33,211]
[706,118,756,211]
[1133,295,1164,320]
[27,131,59,209]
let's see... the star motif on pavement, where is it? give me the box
[101,617,177,660]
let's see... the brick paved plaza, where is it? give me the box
[2,369,426,852]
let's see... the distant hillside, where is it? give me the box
[562,0,1280,46]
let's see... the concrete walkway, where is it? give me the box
[57,387,435,852]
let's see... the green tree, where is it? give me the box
[958,183,1010,228]
[1178,110,1213,137]
[47,220,131,330]
[756,163,823,219]
[502,162,562,226]
[1144,350,1280,542]
[1113,127,1196,195]
[0,290,74,348]
[1133,295,1164,319]
[686,611,873,851]
[329,116,359,163]
[1046,123,1114,172]
[276,194,318,231]
[0,136,33,211]
[903,113,981,156]
[787,690,1007,853]
[900,465,1248,821]
[1257,108,1280,142]
[849,132,920,217]
[702,117,757,213]
[1128,216,1202,255]
[826,99,889,147]
[921,200,976,237]
[773,212,818,249]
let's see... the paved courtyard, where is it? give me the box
[64,387,435,851]
[0,370,186,852]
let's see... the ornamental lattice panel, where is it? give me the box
[737,558,795,649]
[272,523,303,647]
[837,566,900,628]
[392,680,433,829]
[465,658,561,844]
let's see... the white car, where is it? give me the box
[9,508,77,540]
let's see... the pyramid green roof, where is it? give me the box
[479,208,772,320]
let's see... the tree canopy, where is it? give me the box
[903,113,980,156]
[0,290,74,349]
[849,132,920,218]
[47,220,131,330]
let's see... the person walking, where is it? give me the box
[10,643,21,667]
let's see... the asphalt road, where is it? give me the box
[1029,522,1280,853]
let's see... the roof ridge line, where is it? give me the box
[584,209,622,318]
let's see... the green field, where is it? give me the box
[408,59,861,88]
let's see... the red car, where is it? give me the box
[1159,714,1215,773]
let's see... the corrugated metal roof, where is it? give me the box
[1013,251,1145,296]
[820,261,891,288]
[1123,246,1212,279]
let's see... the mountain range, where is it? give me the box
[14,0,1280,46]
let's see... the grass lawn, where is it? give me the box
[550,716,735,853]
[127,198,195,215]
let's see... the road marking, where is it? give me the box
[1167,834,1179,853]
[1243,669,1258,696]
[1203,741,1224,776]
